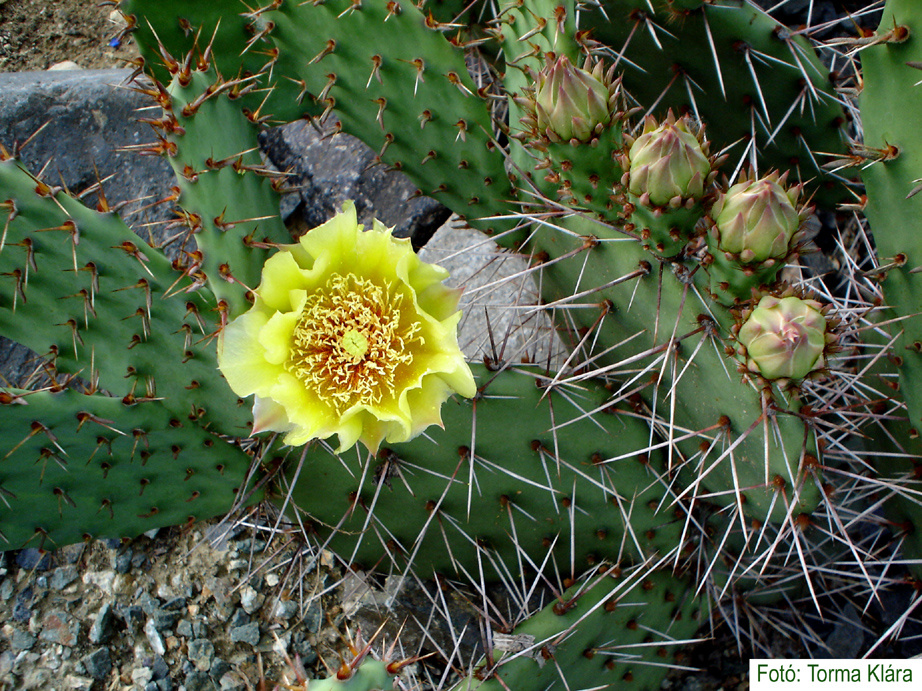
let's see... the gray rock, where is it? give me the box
[0,578,13,601]
[39,610,79,647]
[137,592,161,616]
[418,219,563,366]
[144,617,166,656]
[162,597,187,611]
[209,658,231,681]
[304,602,322,634]
[188,639,215,672]
[229,622,260,646]
[271,598,298,621]
[259,118,450,247]
[228,608,249,628]
[89,602,116,644]
[49,564,79,590]
[238,585,263,615]
[14,549,52,571]
[183,670,212,691]
[151,608,181,631]
[219,672,247,691]
[9,628,35,651]
[176,619,193,638]
[151,655,170,680]
[114,549,133,574]
[120,605,145,632]
[81,648,112,681]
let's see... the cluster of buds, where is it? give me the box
[520,54,621,145]
[735,293,837,383]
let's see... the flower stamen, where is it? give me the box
[286,273,422,412]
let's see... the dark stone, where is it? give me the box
[12,587,34,622]
[234,539,265,554]
[9,628,35,651]
[151,607,182,631]
[228,608,249,629]
[114,548,133,574]
[259,118,450,249]
[188,638,215,672]
[137,592,160,615]
[48,564,79,590]
[131,551,150,570]
[162,597,187,611]
[184,670,212,691]
[151,655,170,680]
[82,647,112,681]
[303,601,322,634]
[229,622,260,646]
[209,658,231,681]
[176,619,193,638]
[39,609,79,646]
[120,604,145,632]
[15,549,52,571]
[89,602,116,644]
[293,638,316,665]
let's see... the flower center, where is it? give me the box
[286,273,422,412]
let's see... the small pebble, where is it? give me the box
[209,658,231,681]
[272,599,298,621]
[39,610,78,647]
[120,605,145,632]
[228,608,249,628]
[151,608,181,631]
[10,628,35,651]
[188,639,215,672]
[229,622,260,646]
[115,549,133,574]
[89,603,115,644]
[151,655,170,680]
[81,648,112,681]
[132,666,153,689]
[239,586,263,615]
[15,549,52,571]
[145,618,166,656]
[49,565,79,591]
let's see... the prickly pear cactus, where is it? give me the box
[1,0,920,689]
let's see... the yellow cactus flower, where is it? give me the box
[217,202,476,453]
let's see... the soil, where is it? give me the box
[0,0,138,72]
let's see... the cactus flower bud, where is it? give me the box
[627,113,710,206]
[738,296,827,380]
[535,55,614,143]
[217,202,476,454]
[713,175,801,263]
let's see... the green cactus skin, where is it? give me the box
[860,0,922,439]
[263,0,519,243]
[526,212,821,524]
[0,157,251,438]
[302,660,395,691]
[117,0,317,124]
[282,364,692,579]
[450,567,700,691]
[587,0,850,207]
[160,64,292,318]
[0,387,256,550]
